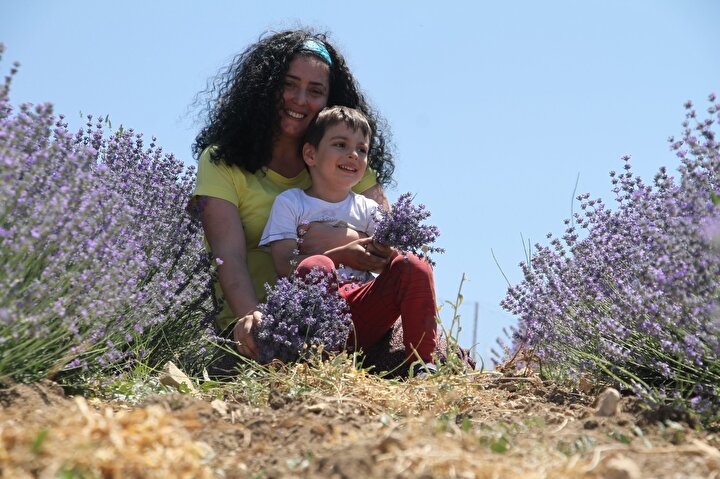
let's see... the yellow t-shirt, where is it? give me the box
[193,147,378,330]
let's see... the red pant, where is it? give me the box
[296,254,438,363]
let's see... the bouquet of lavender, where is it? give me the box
[373,192,444,265]
[253,268,352,364]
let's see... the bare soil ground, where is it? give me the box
[1,371,720,478]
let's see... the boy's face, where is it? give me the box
[303,122,369,192]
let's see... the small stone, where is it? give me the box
[604,455,641,479]
[578,375,593,394]
[595,387,621,417]
[583,419,599,430]
[690,438,720,458]
[210,399,228,416]
[159,361,197,395]
[268,388,288,409]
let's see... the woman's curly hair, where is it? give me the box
[192,28,395,187]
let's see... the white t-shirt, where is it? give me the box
[259,188,379,283]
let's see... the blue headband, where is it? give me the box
[298,39,333,66]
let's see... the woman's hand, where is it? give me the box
[233,311,263,360]
[325,236,391,273]
[298,221,366,255]
[299,222,396,272]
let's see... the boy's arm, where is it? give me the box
[261,193,306,277]
[270,239,305,277]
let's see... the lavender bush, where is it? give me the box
[0,46,215,385]
[501,94,720,418]
[373,192,444,265]
[253,268,352,364]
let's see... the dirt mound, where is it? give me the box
[0,379,67,411]
[2,375,720,478]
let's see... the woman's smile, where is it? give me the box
[278,55,330,139]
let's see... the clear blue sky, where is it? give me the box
[3,1,719,366]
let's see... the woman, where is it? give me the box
[192,29,395,361]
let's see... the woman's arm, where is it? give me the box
[360,183,390,210]
[294,223,387,272]
[198,196,260,359]
[270,239,305,277]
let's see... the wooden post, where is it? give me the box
[472,301,479,362]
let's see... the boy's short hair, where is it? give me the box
[304,106,372,148]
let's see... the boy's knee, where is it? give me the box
[296,255,335,277]
[389,253,433,277]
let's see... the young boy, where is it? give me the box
[260,106,385,281]
[259,106,438,376]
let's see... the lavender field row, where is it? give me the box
[2,45,719,423]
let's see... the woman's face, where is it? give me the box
[278,55,330,140]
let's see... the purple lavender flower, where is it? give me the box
[500,93,720,418]
[253,268,352,364]
[372,192,444,265]
[0,47,216,383]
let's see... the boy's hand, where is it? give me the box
[233,311,263,360]
[364,238,398,274]
[350,237,393,273]
[366,238,398,260]
[323,236,388,272]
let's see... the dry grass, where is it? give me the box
[2,359,720,478]
[0,396,214,478]
[224,353,504,416]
